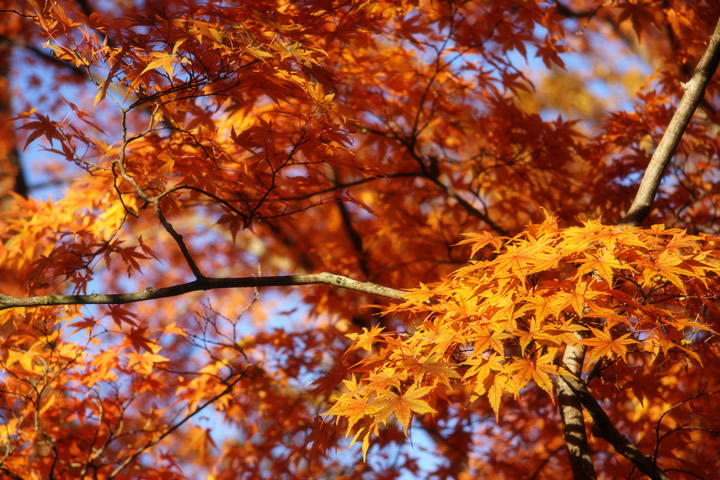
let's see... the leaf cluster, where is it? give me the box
[329,215,720,455]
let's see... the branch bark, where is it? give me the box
[561,375,671,480]
[621,18,720,227]
[0,272,406,311]
[557,343,596,479]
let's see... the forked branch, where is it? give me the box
[561,375,671,480]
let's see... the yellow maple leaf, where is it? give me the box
[575,249,628,284]
[346,325,385,352]
[456,231,506,257]
[582,326,637,363]
[376,384,437,435]
[6,349,41,373]
[400,355,460,388]
[488,374,508,421]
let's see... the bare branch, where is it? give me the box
[0,272,406,311]
[654,390,720,461]
[0,466,24,480]
[107,370,248,479]
[153,202,206,280]
[329,167,369,277]
[621,19,720,227]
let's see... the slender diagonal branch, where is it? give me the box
[0,272,406,311]
[154,202,206,280]
[329,167,370,277]
[0,466,24,480]
[621,19,720,227]
[107,370,248,479]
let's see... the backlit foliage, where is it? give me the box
[0,0,719,479]
[330,217,720,459]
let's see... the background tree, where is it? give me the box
[1,1,720,478]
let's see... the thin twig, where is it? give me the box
[107,370,248,478]
[0,466,25,480]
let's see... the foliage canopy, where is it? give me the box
[1,1,720,479]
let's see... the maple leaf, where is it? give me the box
[488,374,509,421]
[517,315,561,352]
[126,326,156,353]
[366,367,407,393]
[468,323,510,357]
[617,0,658,40]
[456,231,506,257]
[140,50,182,79]
[17,112,64,149]
[525,294,559,322]
[6,349,41,374]
[67,316,97,337]
[126,349,169,377]
[575,249,629,285]
[493,239,558,276]
[466,353,504,397]
[375,384,437,435]
[161,321,188,337]
[535,37,567,70]
[506,351,558,396]
[323,392,383,436]
[399,355,460,388]
[107,304,138,328]
[554,278,607,316]
[582,326,638,363]
[346,324,385,352]
[639,248,695,292]
[309,360,350,395]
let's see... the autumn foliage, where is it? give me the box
[1,0,720,479]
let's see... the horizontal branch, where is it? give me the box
[0,272,407,311]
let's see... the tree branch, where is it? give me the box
[621,19,720,227]
[108,369,248,479]
[354,123,510,236]
[0,466,24,480]
[329,168,370,278]
[0,272,406,311]
[561,375,671,480]
[556,342,596,479]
